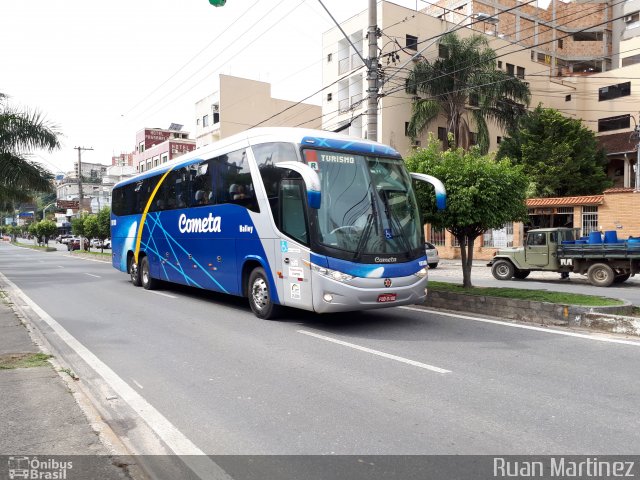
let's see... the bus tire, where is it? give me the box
[491,260,514,280]
[248,267,281,320]
[587,263,615,287]
[140,256,157,290]
[129,255,142,287]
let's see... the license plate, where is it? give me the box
[377,293,397,303]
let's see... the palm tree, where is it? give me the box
[0,93,60,209]
[405,32,530,153]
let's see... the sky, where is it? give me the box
[2,0,425,174]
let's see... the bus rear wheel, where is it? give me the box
[140,256,158,290]
[248,267,281,320]
[129,255,142,287]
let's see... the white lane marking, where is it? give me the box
[148,291,178,299]
[132,379,144,389]
[0,272,232,480]
[57,266,64,269]
[84,273,101,278]
[401,306,640,347]
[298,330,451,374]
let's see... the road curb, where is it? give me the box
[424,290,638,334]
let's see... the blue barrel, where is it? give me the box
[603,230,618,244]
[588,231,603,244]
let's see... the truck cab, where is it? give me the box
[488,228,579,280]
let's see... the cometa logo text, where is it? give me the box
[178,213,222,233]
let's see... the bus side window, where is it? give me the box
[280,179,308,245]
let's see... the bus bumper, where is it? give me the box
[310,272,429,314]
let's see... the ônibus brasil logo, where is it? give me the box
[7,456,73,479]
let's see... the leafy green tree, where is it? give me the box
[83,215,100,251]
[97,207,111,241]
[496,105,612,197]
[28,221,40,242]
[406,135,529,287]
[71,216,86,238]
[39,220,57,243]
[0,93,60,208]
[405,32,530,154]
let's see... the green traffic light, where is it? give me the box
[209,0,226,5]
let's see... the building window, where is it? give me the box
[598,114,631,132]
[213,112,220,124]
[196,118,200,126]
[139,142,144,153]
[203,115,209,127]
[565,94,571,101]
[469,93,479,107]
[582,206,598,236]
[622,54,640,67]
[483,222,514,247]
[496,136,502,144]
[327,53,333,62]
[516,66,525,79]
[558,38,563,49]
[437,127,447,142]
[327,93,332,102]
[599,81,631,101]
[161,154,168,164]
[573,31,603,41]
[624,12,639,23]
[405,122,411,137]
[497,60,502,69]
[469,132,478,145]
[506,63,515,76]
[429,226,445,246]
[406,34,418,51]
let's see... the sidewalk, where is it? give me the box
[0,296,135,478]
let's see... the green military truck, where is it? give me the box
[488,227,640,287]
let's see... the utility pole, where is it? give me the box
[367,0,379,142]
[74,146,93,215]
[317,0,378,141]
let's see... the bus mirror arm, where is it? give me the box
[410,173,446,210]
[276,161,321,209]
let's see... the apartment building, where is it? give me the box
[132,125,196,173]
[194,74,322,148]
[322,1,565,155]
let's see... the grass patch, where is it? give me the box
[429,281,624,306]
[11,242,56,252]
[70,250,111,259]
[0,353,52,369]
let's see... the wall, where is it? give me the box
[598,189,640,237]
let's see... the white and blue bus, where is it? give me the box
[110,128,445,319]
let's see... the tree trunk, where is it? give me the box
[457,234,476,288]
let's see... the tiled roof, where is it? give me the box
[526,195,604,207]
[597,132,637,155]
[604,187,638,194]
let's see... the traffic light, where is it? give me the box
[209,0,226,6]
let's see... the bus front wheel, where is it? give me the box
[248,267,281,320]
[129,255,142,287]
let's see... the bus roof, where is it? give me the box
[113,127,402,189]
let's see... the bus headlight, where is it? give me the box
[414,267,429,279]
[307,262,354,283]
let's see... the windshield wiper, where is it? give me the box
[380,189,412,256]
[352,189,379,261]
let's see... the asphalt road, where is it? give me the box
[2,241,640,459]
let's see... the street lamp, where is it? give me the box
[43,202,56,221]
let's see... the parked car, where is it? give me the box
[424,241,439,269]
[67,237,89,251]
[59,235,73,244]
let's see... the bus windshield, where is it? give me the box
[303,149,423,259]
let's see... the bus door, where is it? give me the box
[276,179,313,309]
